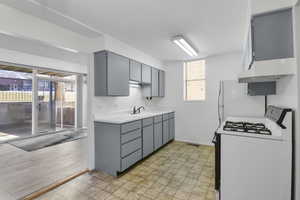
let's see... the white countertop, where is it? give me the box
[94,110,175,124]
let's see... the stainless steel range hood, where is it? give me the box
[238,58,296,83]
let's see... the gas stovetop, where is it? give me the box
[223,121,272,135]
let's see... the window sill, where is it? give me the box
[183,100,206,102]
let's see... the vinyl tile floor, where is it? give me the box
[37,141,216,200]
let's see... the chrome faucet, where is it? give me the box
[132,106,145,114]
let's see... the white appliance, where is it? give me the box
[214,106,294,200]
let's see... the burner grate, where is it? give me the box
[223,121,272,135]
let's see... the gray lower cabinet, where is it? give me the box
[169,115,175,141]
[95,113,175,176]
[121,149,142,171]
[154,122,163,150]
[130,60,142,82]
[94,51,129,96]
[94,121,142,176]
[142,124,154,158]
[162,119,169,145]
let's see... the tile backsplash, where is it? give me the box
[93,86,166,115]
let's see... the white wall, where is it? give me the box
[103,35,164,69]
[162,52,243,145]
[0,4,164,73]
[0,4,94,52]
[251,0,297,14]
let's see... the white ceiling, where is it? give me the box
[1,0,249,61]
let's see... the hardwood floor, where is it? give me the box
[0,138,88,199]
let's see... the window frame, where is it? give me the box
[183,60,206,102]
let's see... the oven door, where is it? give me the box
[212,132,221,191]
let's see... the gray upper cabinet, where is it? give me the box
[252,8,294,61]
[151,68,159,97]
[130,60,142,82]
[142,64,151,84]
[159,70,165,97]
[94,51,129,96]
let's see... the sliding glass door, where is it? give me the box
[0,68,33,141]
[37,79,57,133]
[0,64,82,141]
[37,75,76,134]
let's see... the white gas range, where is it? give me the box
[214,106,294,200]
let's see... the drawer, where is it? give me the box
[121,149,142,171]
[142,117,153,127]
[121,120,141,133]
[121,129,141,144]
[121,138,142,157]
[154,115,163,123]
[168,112,175,119]
[163,113,169,120]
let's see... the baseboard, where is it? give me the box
[175,138,214,146]
[23,169,89,200]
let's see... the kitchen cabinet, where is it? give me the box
[159,70,165,97]
[143,68,165,98]
[142,64,151,84]
[162,119,169,145]
[94,120,142,176]
[154,116,163,150]
[130,60,142,82]
[242,26,253,70]
[94,51,129,96]
[252,8,294,61]
[94,112,175,176]
[151,68,159,97]
[94,50,166,98]
[142,118,154,158]
[169,113,175,141]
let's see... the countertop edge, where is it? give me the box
[94,111,175,124]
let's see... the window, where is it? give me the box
[184,60,206,101]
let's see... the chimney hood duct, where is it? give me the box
[238,58,296,83]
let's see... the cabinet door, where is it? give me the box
[130,60,142,82]
[142,125,154,158]
[159,70,165,97]
[142,64,151,84]
[151,68,159,97]
[107,52,129,96]
[154,122,162,150]
[163,120,169,145]
[169,118,175,141]
[94,51,108,96]
[242,26,253,70]
[253,8,294,61]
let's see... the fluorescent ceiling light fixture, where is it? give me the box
[172,36,198,57]
[56,46,79,53]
